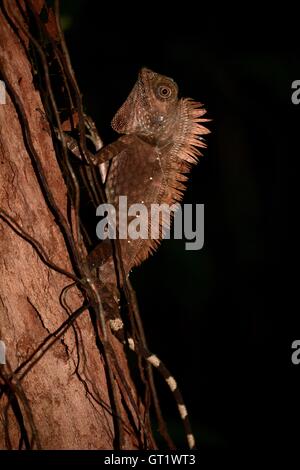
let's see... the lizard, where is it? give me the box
[63,68,209,449]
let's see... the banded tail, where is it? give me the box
[109,318,196,450]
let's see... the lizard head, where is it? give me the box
[111,68,179,144]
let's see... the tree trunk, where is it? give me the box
[0,0,146,449]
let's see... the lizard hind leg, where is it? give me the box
[87,239,122,317]
[87,239,114,271]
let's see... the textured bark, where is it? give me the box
[0,1,140,449]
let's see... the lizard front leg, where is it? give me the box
[58,125,133,167]
[91,135,133,166]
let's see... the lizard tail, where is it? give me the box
[109,319,196,450]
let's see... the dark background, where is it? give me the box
[61,2,296,456]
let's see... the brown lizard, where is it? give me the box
[89,68,209,278]
[64,68,209,449]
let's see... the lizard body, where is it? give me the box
[89,68,209,285]
[63,68,209,449]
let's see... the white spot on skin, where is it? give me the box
[149,177,153,180]
[109,319,123,331]
[147,354,160,368]
[128,337,135,350]
[166,376,177,392]
[178,404,188,420]
[187,434,195,449]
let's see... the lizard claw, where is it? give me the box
[83,114,103,152]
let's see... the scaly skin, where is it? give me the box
[54,68,210,449]
[85,68,209,450]
[89,68,209,284]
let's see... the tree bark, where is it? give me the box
[0,0,144,449]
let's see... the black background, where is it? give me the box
[61,1,296,456]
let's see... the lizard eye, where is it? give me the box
[157,85,172,99]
